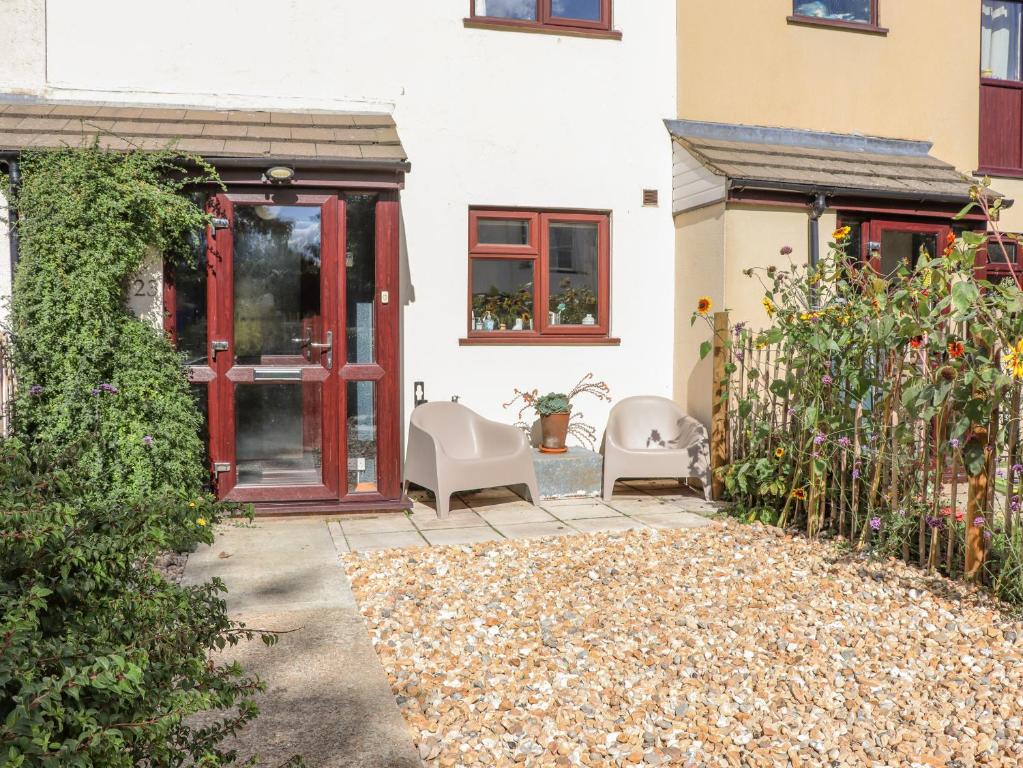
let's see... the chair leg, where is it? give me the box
[525,478,541,507]
[435,488,451,519]
[602,470,616,502]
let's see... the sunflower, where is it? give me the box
[833,226,852,242]
[791,488,807,501]
[948,340,965,359]
[774,447,786,459]
[762,297,776,318]
[909,335,923,350]
[1006,339,1023,380]
[696,296,712,315]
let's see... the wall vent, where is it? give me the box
[642,189,659,207]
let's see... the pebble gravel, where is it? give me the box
[344,520,1023,768]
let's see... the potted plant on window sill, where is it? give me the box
[504,373,611,453]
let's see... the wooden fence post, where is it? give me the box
[711,311,729,501]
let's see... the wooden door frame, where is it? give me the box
[861,218,951,274]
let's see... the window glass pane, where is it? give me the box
[983,2,1023,80]
[175,231,208,365]
[233,205,322,365]
[471,259,536,331]
[478,218,530,247]
[235,383,323,487]
[548,222,599,326]
[551,0,602,21]
[191,382,210,472]
[794,0,871,23]
[347,380,377,494]
[345,193,377,364]
[474,0,537,20]
[989,240,1018,264]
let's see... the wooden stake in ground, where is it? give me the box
[710,311,729,501]
[965,426,989,580]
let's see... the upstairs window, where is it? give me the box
[980,1,1023,174]
[982,1,1023,80]
[789,1,884,32]
[469,0,615,35]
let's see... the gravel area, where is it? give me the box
[344,520,1023,768]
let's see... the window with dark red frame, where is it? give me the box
[467,208,611,343]
[468,0,615,35]
[788,0,884,32]
[980,1,1023,175]
[983,235,1023,281]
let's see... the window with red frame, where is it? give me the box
[467,208,610,341]
[984,236,1022,281]
[469,0,613,33]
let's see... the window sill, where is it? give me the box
[459,335,621,346]
[975,167,1023,180]
[786,15,888,35]
[463,18,622,40]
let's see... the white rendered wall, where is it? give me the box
[10,0,678,438]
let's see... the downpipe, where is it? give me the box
[808,191,827,307]
[0,152,19,283]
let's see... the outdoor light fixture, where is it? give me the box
[263,165,296,184]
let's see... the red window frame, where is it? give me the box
[979,0,1023,175]
[788,0,886,33]
[467,0,615,35]
[465,207,613,345]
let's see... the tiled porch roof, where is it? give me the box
[0,98,406,164]
[666,119,990,205]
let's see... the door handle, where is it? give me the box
[308,331,332,370]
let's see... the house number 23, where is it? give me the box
[132,278,158,298]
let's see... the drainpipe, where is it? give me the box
[808,191,827,308]
[0,153,19,283]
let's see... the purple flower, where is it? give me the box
[869,517,882,531]
[735,350,745,362]
[997,469,1006,478]
[974,516,986,528]
[90,388,100,396]
[813,432,826,446]
[984,529,993,541]
[142,435,153,446]
[1012,499,1020,512]
[926,516,946,531]
[29,385,43,396]
[950,438,961,450]
[1014,464,1023,474]
[837,437,851,448]
[787,407,796,418]
[732,322,746,336]
[852,468,861,480]
[780,246,793,256]
[821,374,833,386]
[100,383,119,394]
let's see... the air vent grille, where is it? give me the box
[642,189,659,207]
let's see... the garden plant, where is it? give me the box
[695,181,1023,604]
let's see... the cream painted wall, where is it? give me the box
[991,177,1023,233]
[0,0,678,438]
[677,0,981,171]
[673,203,723,428]
[722,205,835,333]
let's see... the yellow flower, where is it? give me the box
[791,488,807,501]
[696,296,713,315]
[196,517,208,527]
[762,297,776,318]
[1007,339,1023,380]
[833,226,852,242]
[188,501,196,508]
[775,447,786,459]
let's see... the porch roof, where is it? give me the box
[0,98,408,169]
[666,119,995,210]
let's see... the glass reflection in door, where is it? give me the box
[347,380,377,493]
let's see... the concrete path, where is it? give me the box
[183,518,421,768]
[331,479,723,553]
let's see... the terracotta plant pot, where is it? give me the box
[539,411,571,453]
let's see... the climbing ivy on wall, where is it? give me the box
[8,145,217,504]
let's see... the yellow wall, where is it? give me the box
[677,0,981,171]
[674,203,724,428]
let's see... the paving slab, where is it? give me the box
[347,530,428,552]
[499,520,575,539]
[568,516,649,534]
[544,503,624,521]
[183,520,421,768]
[605,497,676,515]
[410,507,486,531]
[337,513,416,535]
[632,511,713,529]
[421,527,505,547]
[475,505,557,525]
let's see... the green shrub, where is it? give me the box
[0,439,289,767]
[8,146,214,528]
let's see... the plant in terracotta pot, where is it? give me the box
[504,373,611,453]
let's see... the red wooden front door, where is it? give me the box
[192,189,401,509]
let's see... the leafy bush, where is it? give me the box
[8,146,214,531]
[0,439,284,767]
[697,183,1023,598]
